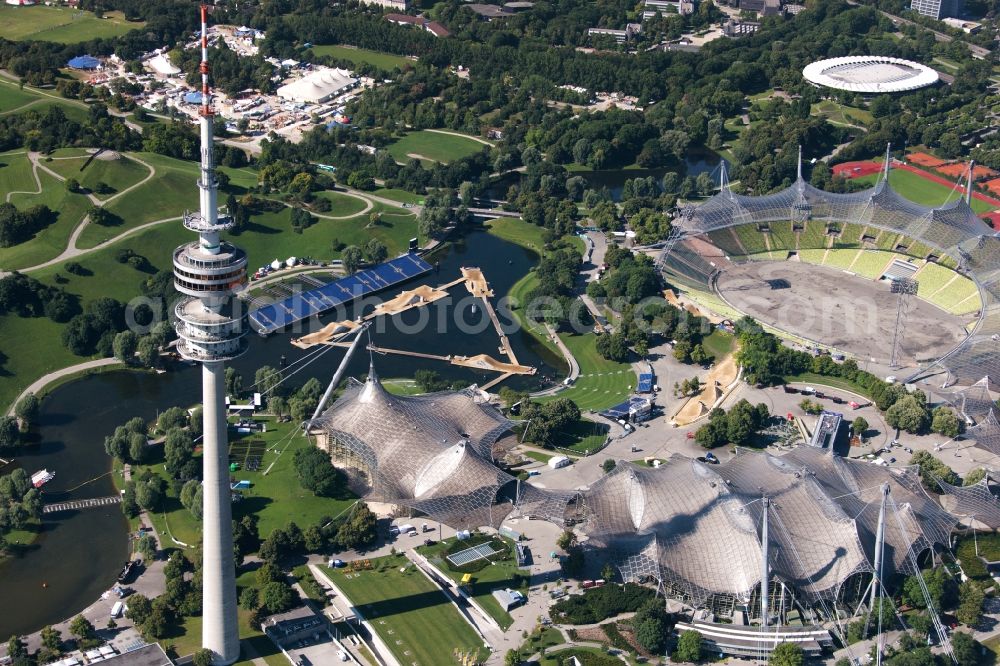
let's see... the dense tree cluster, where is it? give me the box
[520,398,581,449]
[0,468,43,541]
[0,203,55,248]
[909,450,959,490]
[293,446,345,497]
[694,399,770,449]
[0,272,78,324]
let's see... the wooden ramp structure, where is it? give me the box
[294,267,535,388]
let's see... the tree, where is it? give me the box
[239,587,260,611]
[851,416,868,438]
[931,406,962,438]
[910,450,959,489]
[113,330,138,364]
[674,630,702,663]
[601,459,616,473]
[136,534,157,562]
[125,594,152,626]
[0,415,19,450]
[6,635,27,660]
[69,615,95,641]
[40,625,61,653]
[14,393,39,429]
[341,245,364,274]
[964,468,987,486]
[65,177,80,193]
[504,649,519,666]
[180,479,203,520]
[557,530,577,550]
[136,336,158,368]
[885,395,930,434]
[769,642,804,666]
[225,367,244,398]
[950,631,981,666]
[956,580,984,627]
[673,340,692,362]
[363,238,387,264]
[262,581,296,614]
[164,428,195,479]
[690,344,708,365]
[293,447,341,497]
[192,649,214,666]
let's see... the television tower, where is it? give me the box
[172,5,247,664]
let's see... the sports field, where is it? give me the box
[855,167,995,215]
[387,130,486,165]
[717,260,969,365]
[0,6,140,43]
[327,554,489,665]
[539,333,635,412]
[311,44,411,70]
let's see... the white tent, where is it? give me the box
[147,53,181,76]
[276,68,357,104]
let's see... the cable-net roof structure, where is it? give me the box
[943,376,996,423]
[962,408,1000,457]
[581,447,955,608]
[313,364,515,529]
[936,475,1000,529]
[659,165,1000,387]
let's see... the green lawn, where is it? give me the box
[416,536,529,630]
[161,604,285,666]
[540,333,634,412]
[386,130,486,165]
[701,329,735,362]
[43,151,150,201]
[485,217,548,253]
[141,417,357,549]
[0,169,91,271]
[540,647,622,666]
[0,6,141,42]
[0,150,35,193]
[784,372,871,399]
[311,44,411,70]
[811,100,873,127]
[372,187,423,205]
[315,190,369,217]
[0,86,44,114]
[855,168,995,215]
[552,418,609,454]
[522,449,554,463]
[325,554,489,665]
[75,153,258,248]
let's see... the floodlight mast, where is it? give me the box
[760,496,770,630]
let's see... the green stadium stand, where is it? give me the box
[833,223,863,248]
[768,221,796,251]
[797,220,828,249]
[824,248,861,270]
[851,250,894,279]
[734,224,768,254]
[875,232,902,251]
[915,262,956,300]
[706,228,747,258]
[797,249,827,265]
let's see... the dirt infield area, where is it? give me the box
[716,261,972,366]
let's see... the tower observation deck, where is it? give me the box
[172,5,244,664]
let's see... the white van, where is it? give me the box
[111,601,124,618]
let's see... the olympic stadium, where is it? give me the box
[802,56,939,94]
[656,155,1000,389]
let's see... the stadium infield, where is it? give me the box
[715,261,971,365]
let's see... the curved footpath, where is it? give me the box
[5,358,121,416]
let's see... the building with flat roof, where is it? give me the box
[587,24,642,43]
[910,0,963,19]
[385,13,451,36]
[808,410,845,453]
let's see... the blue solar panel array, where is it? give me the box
[249,253,433,335]
[637,373,654,393]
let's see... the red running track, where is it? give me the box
[834,159,1000,209]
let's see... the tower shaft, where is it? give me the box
[172,6,247,664]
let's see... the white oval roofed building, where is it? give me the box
[802,56,938,93]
